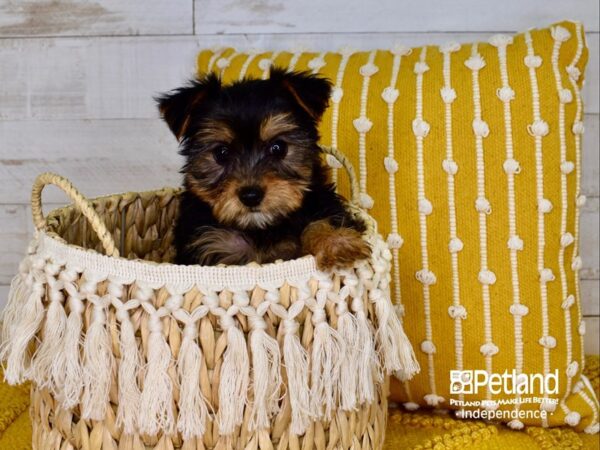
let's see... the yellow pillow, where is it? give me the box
[196,21,599,432]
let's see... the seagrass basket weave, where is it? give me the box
[0,147,418,450]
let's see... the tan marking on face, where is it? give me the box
[260,175,308,217]
[187,170,310,229]
[195,119,235,143]
[186,149,222,176]
[260,113,298,142]
[280,143,314,179]
[211,179,245,225]
[185,171,222,205]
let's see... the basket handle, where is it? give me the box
[31,172,120,257]
[319,146,360,205]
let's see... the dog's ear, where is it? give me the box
[156,74,221,140]
[270,68,332,120]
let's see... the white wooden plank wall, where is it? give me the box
[0,0,598,352]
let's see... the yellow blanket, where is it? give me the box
[1,357,598,449]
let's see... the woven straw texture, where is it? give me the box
[0,149,419,449]
[195,21,600,432]
[0,357,598,449]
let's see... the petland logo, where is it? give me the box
[450,370,559,395]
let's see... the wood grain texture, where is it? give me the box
[584,32,599,116]
[580,197,599,281]
[0,0,193,37]
[0,37,199,120]
[0,33,597,121]
[0,285,7,309]
[0,118,182,204]
[582,280,600,316]
[584,317,599,354]
[194,0,599,34]
[1,115,598,203]
[0,205,31,287]
[583,114,599,197]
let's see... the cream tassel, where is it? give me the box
[116,309,142,434]
[391,313,420,381]
[354,302,380,404]
[58,286,85,409]
[3,275,45,384]
[248,314,282,431]
[1,267,29,350]
[31,280,66,392]
[309,307,344,421]
[113,286,142,435]
[139,309,175,436]
[174,307,210,440]
[282,309,310,435]
[371,288,419,380]
[82,294,114,421]
[335,297,359,411]
[1,240,38,359]
[49,269,81,400]
[217,315,249,435]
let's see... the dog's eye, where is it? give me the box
[212,145,230,164]
[269,140,287,158]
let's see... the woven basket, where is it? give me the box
[0,147,418,450]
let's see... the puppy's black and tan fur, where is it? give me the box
[157,68,370,269]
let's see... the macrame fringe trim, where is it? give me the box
[282,319,311,435]
[217,320,250,435]
[138,314,175,436]
[176,319,210,440]
[81,298,114,421]
[248,319,282,431]
[115,306,142,435]
[1,235,420,439]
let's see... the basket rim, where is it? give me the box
[37,186,375,289]
[36,230,322,290]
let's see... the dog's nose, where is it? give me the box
[238,186,264,207]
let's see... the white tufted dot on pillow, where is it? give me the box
[524,54,542,68]
[480,343,499,356]
[442,159,458,175]
[448,238,464,253]
[528,119,549,136]
[412,119,430,137]
[330,87,344,104]
[507,235,524,251]
[418,198,433,215]
[497,86,516,102]
[510,304,529,317]
[386,233,403,249]
[465,54,486,70]
[353,116,373,133]
[538,198,553,213]
[420,340,436,354]
[440,87,457,104]
[384,156,399,174]
[381,87,399,104]
[478,270,497,285]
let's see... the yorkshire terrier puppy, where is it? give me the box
[157,68,370,270]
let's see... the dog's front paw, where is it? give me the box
[301,220,371,271]
[187,227,257,265]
